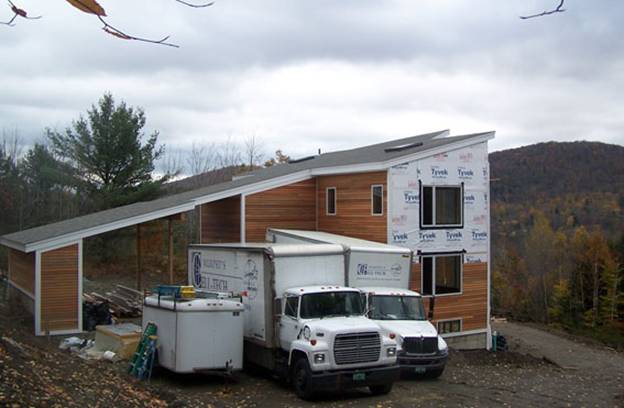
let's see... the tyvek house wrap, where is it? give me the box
[388,142,489,263]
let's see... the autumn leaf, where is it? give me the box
[65,0,106,17]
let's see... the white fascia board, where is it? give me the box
[35,250,41,335]
[384,132,495,168]
[25,202,196,253]
[312,133,495,176]
[0,238,26,252]
[432,129,451,139]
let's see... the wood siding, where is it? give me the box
[411,262,488,332]
[201,196,241,243]
[410,262,421,296]
[8,248,35,295]
[41,244,79,332]
[245,179,317,242]
[317,172,387,243]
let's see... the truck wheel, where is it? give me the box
[369,383,393,395]
[292,358,314,400]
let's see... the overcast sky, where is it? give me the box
[1,0,622,165]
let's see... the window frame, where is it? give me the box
[284,295,299,318]
[371,184,384,216]
[419,182,464,229]
[420,252,463,297]
[436,318,463,335]
[326,186,337,216]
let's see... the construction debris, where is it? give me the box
[95,323,142,359]
[83,284,143,325]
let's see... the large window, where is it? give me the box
[421,254,462,296]
[326,187,336,215]
[371,184,383,216]
[421,184,463,227]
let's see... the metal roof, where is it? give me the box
[0,129,494,252]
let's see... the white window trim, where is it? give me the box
[436,318,463,335]
[420,184,463,228]
[371,184,384,216]
[420,253,463,297]
[326,187,337,216]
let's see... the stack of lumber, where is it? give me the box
[84,285,143,318]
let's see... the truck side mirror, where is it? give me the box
[428,296,435,320]
[274,298,282,316]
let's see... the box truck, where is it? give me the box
[265,229,448,377]
[266,229,412,289]
[188,243,399,399]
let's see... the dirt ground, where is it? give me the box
[1,285,623,407]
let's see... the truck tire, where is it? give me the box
[292,358,315,400]
[369,383,393,395]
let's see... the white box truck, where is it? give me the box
[188,243,400,399]
[266,229,449,377]
[266,229,412,289]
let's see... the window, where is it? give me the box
[437,319,462,334]
[326,187,336,215]
[284,296,299,317]
[421,254,462,296]
[421,184,463,227]
[371,184,383,215]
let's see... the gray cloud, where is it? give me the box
[0,0,622,159]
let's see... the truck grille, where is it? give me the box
[333,332,381,365]
[402,337,438,354]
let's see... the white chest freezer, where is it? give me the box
[142,296,244,373]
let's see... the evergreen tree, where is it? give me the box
[48,93,168,212]
[20,144,76,226]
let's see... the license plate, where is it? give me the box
[414,367,426,374]
[353,372,366,381]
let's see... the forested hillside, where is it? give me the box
[490,141,624,347]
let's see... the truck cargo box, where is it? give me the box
[265,229,412,289]
[188,243,345,348]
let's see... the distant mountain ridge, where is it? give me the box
[490,141,624,203]
[490,140,624,240]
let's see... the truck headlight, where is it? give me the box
[303,326,311,340]
[438,337,448,355]
[313,353,325,364]
[386,347,396,357]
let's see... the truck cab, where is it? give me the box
[278,286,400,399]
[361,287,448,377]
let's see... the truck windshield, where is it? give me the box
[299,291,364,319]
[369,295,426,321]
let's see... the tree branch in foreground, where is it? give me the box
[175,0,215,8]
[0,1,41,26]
[520,0,565,19]
[68,0,180,47]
